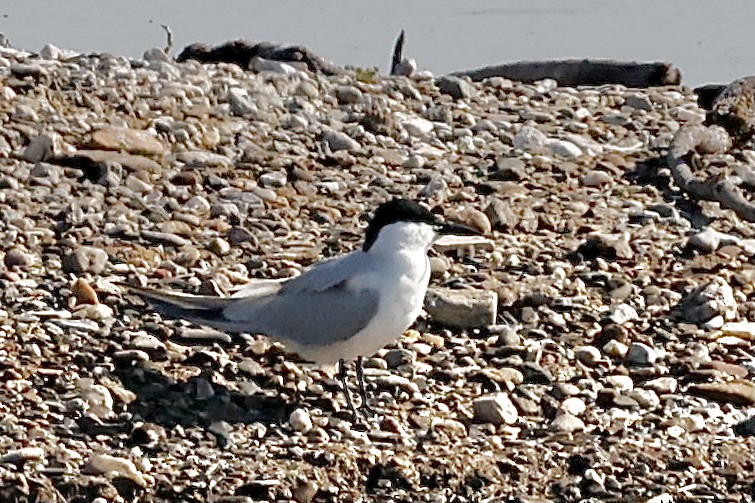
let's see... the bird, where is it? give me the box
[130,199,479,417]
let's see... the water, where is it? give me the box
[2,0,753,86]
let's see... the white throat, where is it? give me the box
[367,221,437,256]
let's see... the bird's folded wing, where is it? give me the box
[223,277,380,347]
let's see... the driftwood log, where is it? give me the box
[176,40,343,75]
[665,124,755,222]
[451,59,681,87]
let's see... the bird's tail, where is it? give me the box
[128,286,242,332]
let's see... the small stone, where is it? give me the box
[626,342,656,365]
[424,288,497,328]
[4,247,33,269]
[336,85,363,105]
[91,127,164,156]
[687,228,722,254]
[624,95,653,110]
[84,454,150,487]
[602,339,629,358]
[293,479,319,503]
[575,345,602,366]
[734,415,755,436]
[560,397,586,416]
[63,247,109,274]
[323,130,360,151]
[609,304,638,325]
[72,278,99,305]
[545,139,582,159]
[513,126,546,151]
[473,393,518,425]
[259,171,287,188]
[436,75,476,99]
[581,170,612,187]
[550,412,585,433]
[209,237,231,255]
[289,408,313,433]
[22,133,57,162]
[383,348,415,368]
[645,377,678,394]
[605,375,634,391]
[74,303,114,320]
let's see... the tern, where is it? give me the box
[131,199,478,416]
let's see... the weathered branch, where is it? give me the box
[390,30,405,76]
[666,124,755,222]
[451,59,681,87]
[160,24,173,55]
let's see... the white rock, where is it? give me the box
[289,408,313,433]
[400,116,434,137]
[604,375,634,391]
[85,454,150,487]
[581,170,612,187]
[644,377,678,394]
[513,126,546,151]
[550,412,585,433]
[602,340,629,358]
[560,397,586,416]
[545,139,582,158]
[473,393,518,425]
[609,303,639,325]
[575,345,602,366]
[250,56,299,75]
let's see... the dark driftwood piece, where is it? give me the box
[176,40,343,75]
[451,59,681,87]
[390,30,405,76]
[666,124,755,222]
[160,24,173,55]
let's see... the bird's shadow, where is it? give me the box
[112,363,295,429]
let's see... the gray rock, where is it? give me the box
[436,75,476,99]
[143,47,170,63]
[686,228,722,254]
[383,348,415,368]
[323,130,360,151]
[22,134,56,162]
[4,247,33,269]
[424,288,497,328]
[228,88,256,116]
[63,247,109,274]
[473,393,518,425]
[513,126,547,151]
[625,342,657,366]
[624,95,653,110]
[734,415,755,436]
[336,85,363,105]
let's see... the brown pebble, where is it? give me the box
[72,278,99,305]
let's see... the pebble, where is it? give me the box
[424,288,498,328]
[289,408,313,433]
[323,130,360,151]
[72,278,99,305]
[84,454,150,487]
[574,345,602,366]
[625,342,657,366]
[63,247,109,274]
[550,412,585,433]
[436,75,476,99]
[473,393,518,425]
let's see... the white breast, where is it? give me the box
[303,221,435,364]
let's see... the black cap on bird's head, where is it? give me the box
[363,199,480,251]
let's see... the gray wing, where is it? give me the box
[222,251,380,346]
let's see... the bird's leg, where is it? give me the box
[338,358,359,420]
[356,355,376,415]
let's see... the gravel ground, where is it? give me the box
[1,42,755,502]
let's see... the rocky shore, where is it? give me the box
[1,40,755,502]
